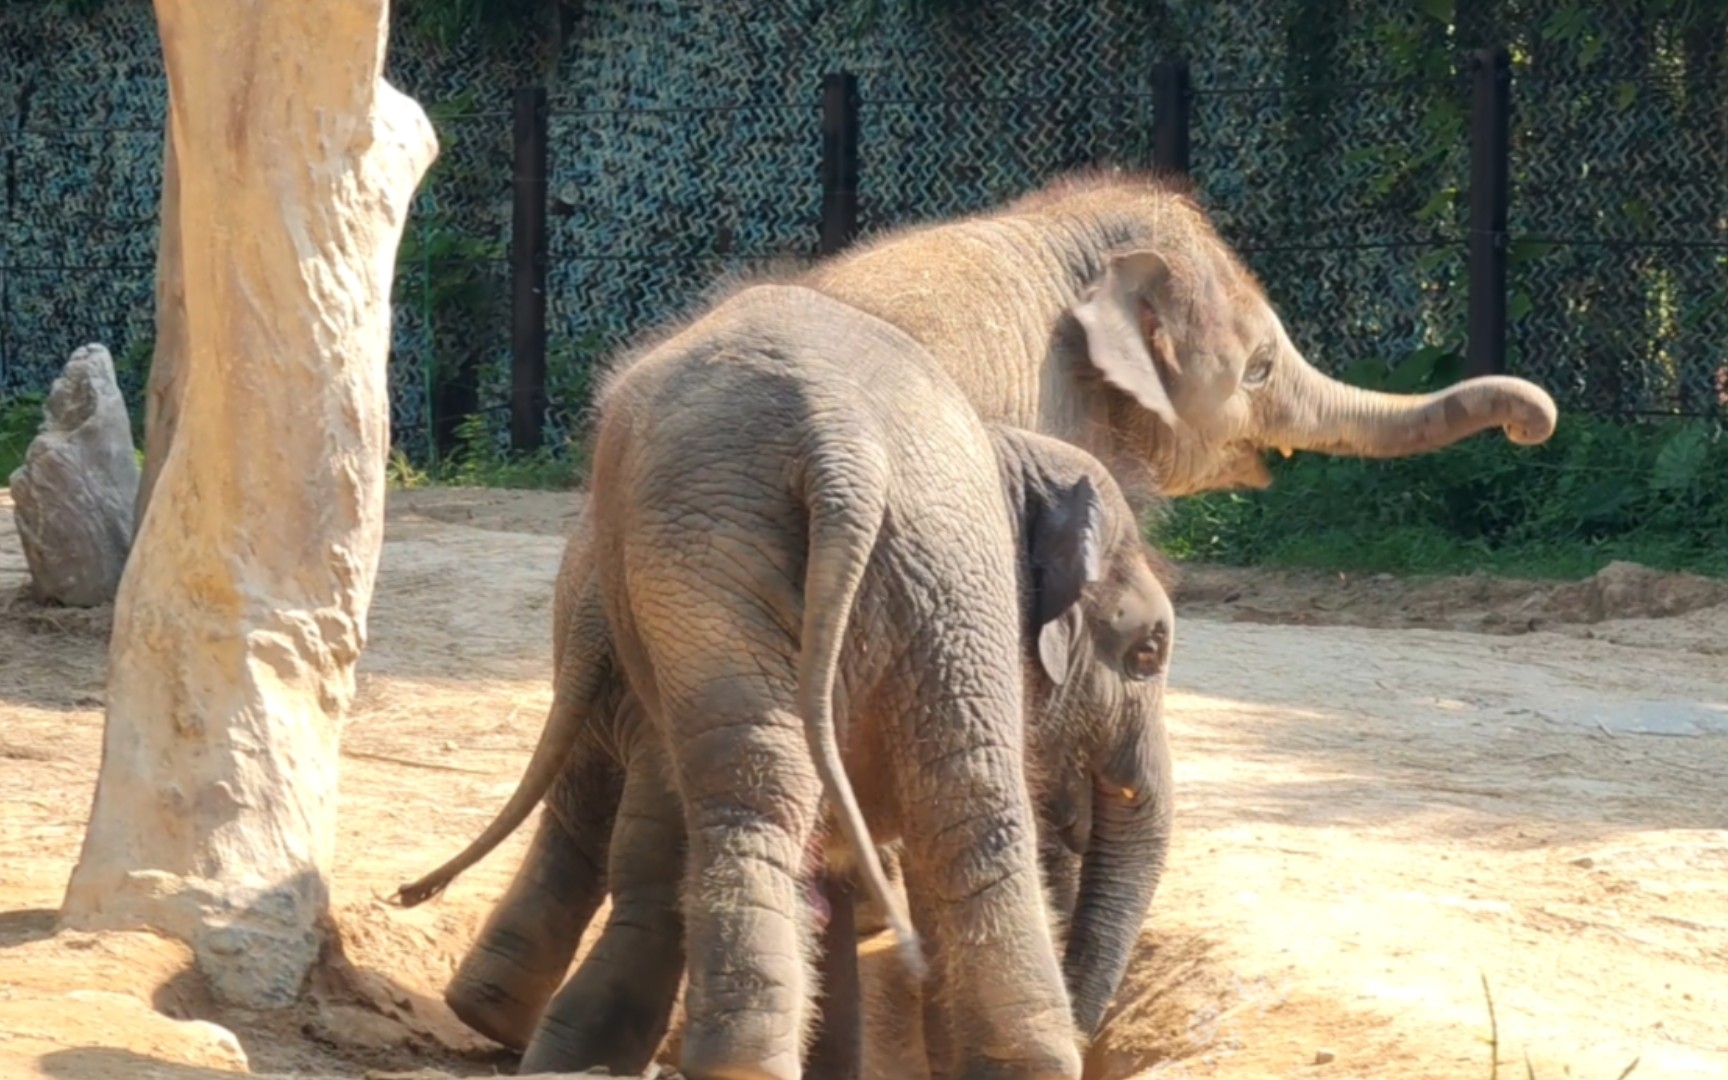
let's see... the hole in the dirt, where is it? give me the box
[1083,930,1240,1080]
[851,926,1235,1080]
[150,965,216,1023]
[0,907,59,947]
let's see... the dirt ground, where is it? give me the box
[2,485,1724,1080]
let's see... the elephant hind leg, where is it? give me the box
[445,735,620,1049]
[671,696,824,1080]
[894,739,1081,1080]
[522,722,687,1074]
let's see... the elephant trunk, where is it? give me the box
[1061,765,1173,1038]
[1272,358,1558,459]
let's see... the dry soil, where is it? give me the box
[1,486,1724,1080]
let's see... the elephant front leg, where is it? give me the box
[521,727,688,1074]
[445,742,621,1049]
[899,745,1082,1080]
[675,706,824,1080]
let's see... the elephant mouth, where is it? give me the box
[1220,447,1275,491]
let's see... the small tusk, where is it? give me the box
[1278,446,1294,459]
[1121,787,1137,801]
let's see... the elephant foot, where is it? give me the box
[442,805,610,1048]
[956,1061,1082,1080]
[951,1007,1083,1080]
[679,1060,800,1080]
[444,941,565,1051]
[677,1004,804,1080]
[518,938,682,1076]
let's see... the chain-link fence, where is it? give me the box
[1193,74,1472,393]
[4,1,1725,464]
[1510,65,1727,418]
[542,98,824,449]
[0,121,160,413]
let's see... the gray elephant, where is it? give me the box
[417,170,1560,1064]
[400,282,1177,1080]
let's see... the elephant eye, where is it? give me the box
[1242,345,1274,388]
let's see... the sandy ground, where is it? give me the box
[1,485,1724,1080]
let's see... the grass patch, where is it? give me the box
[1153,414,1728,581]
[387,413,584,491]
[11,387,1722,585]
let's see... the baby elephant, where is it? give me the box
[400,283,1176,1080]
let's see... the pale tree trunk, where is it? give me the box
[60,0,438,1009]
[134,110,183,528]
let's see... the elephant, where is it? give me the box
[398,282,1178,1080]
[412,169,1560,1065]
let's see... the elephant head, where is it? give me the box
[815,172,1557,500]
[1062,180,1557,496]
[998,427,1177,1039]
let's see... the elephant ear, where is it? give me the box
[1070,250,1181,428]
[1030,473,1105,685]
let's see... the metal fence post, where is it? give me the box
[819,72,859,257]
[1467,47,1510,378]
[1152,60,1191,176]
[510,85,550,452]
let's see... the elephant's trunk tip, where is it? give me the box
[1504,381,1559,446]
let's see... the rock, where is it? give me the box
[1314,1047,1336,1065]
[8,343,141,607]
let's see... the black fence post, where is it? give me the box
[1152,60,1191,176]
[510,85,550,452]
[1467,47,1510,378]
[819,72,859,257]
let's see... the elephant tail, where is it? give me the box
[796,442,928,982]
[391,574,613,908]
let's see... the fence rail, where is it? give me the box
[466,48,1722,451]
[3,43,1724,459]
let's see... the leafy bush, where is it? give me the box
[0,392,45,481]
[1155,413,1728,580]
[387,411,582,491]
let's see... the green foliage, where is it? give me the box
[392,0,554,50]
[1155,413,1728,580]
[546,329,607,419]
[111,336,153,448]
[1335,343,1465,396]
[394,92,510,460]
[0,391,45,481]
[387,411,582,491]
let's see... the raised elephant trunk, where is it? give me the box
[1062,736,1174,1038]
[1274,359,1559,460]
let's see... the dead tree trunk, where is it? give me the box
[134,110,183,528]
[60,0,438,1009]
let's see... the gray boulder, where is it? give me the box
[9,343,142,606]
